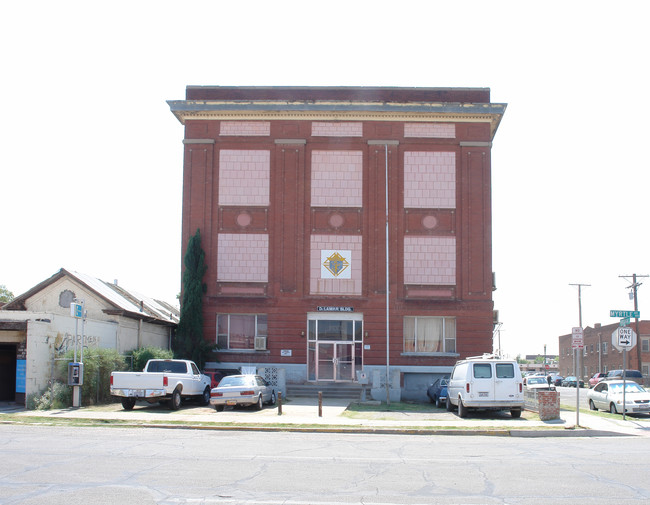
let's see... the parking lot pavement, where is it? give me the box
[2,398,649,437]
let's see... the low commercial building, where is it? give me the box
[0,268,178,404]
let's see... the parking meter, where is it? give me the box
[68,362,84,386]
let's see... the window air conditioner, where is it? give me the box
[254,337,267,350]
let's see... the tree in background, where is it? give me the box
[0,285,14,304]
[174,229,215,368]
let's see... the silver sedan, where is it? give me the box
[587,380,650,414]
[210,374,276,411]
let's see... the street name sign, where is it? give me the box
[610,310,640,318]
[612,326,637,351]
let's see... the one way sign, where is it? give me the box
[612,326,637,351]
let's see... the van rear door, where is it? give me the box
[471,363,494,399]
[494,362,517,400]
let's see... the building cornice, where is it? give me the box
[167,100,507,138]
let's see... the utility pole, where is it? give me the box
[570,282,590,428]
[619,274,648,373]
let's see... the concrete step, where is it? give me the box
[285,383,365,399]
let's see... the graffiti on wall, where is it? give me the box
[54,332,101,356]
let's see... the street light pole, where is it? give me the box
[570,282,590,427]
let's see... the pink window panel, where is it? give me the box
[311,151,363,207]
[219,150,270,206]
[217,234,269,282]
[310,234,362,295]
[404,123,456,138]
[403,151,456,209]
[219,121,271,136]
[403,236,456,286]
[311,122,363,137]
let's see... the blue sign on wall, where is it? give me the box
[16,360,26,393]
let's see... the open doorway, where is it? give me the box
[0,344,17,401]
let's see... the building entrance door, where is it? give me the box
[307,314,363,382]
[316,342,355,381]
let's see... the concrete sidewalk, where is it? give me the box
[2,398,649,437]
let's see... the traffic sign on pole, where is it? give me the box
[612,326,636,351]
[571,327,584,349]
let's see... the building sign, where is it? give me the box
[15,360,26,393]
[321,250,351,279]
[317,306,354,312]
[281,350,292,357]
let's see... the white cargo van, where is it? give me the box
[446,354,524,418]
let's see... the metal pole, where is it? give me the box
[385,143,390,407]
[570,283,590,427]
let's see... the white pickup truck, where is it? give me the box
[110,359,211,410]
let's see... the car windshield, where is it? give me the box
[219,376,255,387]
[609,383,645,394]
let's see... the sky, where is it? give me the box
[2,1,648,358]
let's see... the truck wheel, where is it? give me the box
[121,398,136,411]
[510,408,522,418]
[458,397,468,418]
[201,387,210,406]
[169,389,182,410]
[215,405,224,412]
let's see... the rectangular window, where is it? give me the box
[642,339,649,353]
[473,363,492,378]
[403,316,456,353]
[496,363,515,378]
[217,314,267,350]
[602,342,608,355]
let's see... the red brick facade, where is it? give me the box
[169,87,506,392]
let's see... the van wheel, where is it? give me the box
[446,395,453,411]
[121,398,136,411]
[510,408,522,418]
[169,389,182,410]
[458,398,468,418]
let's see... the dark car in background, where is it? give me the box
[604,370,644,386]
[427,377,449,408]
[548,375,564,387]
[562,376,584,388]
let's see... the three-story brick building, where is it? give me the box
[168,86,506,400]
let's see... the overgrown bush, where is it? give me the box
[54,347,127,406]
[130,346,174,371]
[27,381,72,410]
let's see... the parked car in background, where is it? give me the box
[561,376,584,388]
[550,375,564,387]
[603,370,644,386]
[427,377,449,408]
[210,374,276,411]
[588,372,607,388]
[204,368,240,388]
[525,376,555,391]
[587,380,650,414]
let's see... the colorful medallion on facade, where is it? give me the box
[321,250,351,279]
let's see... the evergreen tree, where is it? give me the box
[174,229,215,368]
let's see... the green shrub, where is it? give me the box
[28,382,72,410]
[130,346,174,371]
[56,347,127,406]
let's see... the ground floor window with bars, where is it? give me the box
[217,314,267,350]
[403,316,456,353]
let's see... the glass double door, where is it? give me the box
[316,342,355,381]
